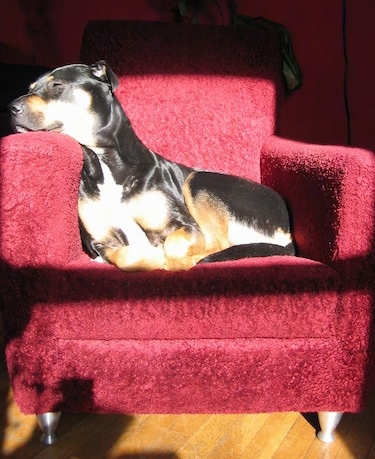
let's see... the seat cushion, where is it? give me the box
[8,255,339,341]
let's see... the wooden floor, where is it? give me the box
[1,365,375,459]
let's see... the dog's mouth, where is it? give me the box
[12,122,63,134]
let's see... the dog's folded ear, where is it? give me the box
[90,60,119,92]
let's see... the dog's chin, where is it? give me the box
[13,124,33,133]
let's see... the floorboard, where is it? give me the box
[1,370,374,459]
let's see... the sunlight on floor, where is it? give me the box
[2,387,38,456]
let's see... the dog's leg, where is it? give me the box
[104,244,166,271]
[180,172,231,257]
[90,228,166,271]
[162,172,235,270]
[181,171,294,264]
[163,226,206,271]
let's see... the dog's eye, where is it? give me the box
[48,79,64,90]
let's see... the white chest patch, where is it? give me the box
[128,190,169,231]
[78,157,170,249]
[97,160,123,205]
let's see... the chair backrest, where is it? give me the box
[80,20,283,181]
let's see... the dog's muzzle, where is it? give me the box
[8,99,30,132]
[8,98,62,134]
[9,100,25,116]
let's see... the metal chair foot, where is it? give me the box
[317,411,343,443]
[36,411,62,445]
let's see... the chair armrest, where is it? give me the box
[261,136,375,284]
[0,132,83,267]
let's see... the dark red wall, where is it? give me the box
[239,0,375,152]
[346,0,375,151]
[237,0,348,146]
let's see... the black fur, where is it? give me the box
[9,61,295,271]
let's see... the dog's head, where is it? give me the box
[9,61,119,147]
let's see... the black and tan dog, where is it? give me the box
[9,61,295,271]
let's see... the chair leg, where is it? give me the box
[317,411,343,443]
[36,411,62,445]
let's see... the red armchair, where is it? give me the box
[0,21,374,445]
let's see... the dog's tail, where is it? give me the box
[198,242,296,264]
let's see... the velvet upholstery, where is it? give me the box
[0,21,374,421]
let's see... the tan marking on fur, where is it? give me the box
[194,191,231,251]
[27,95,47,114]
[164,227,206,270]
[183,173,230,254]
[105,245,165,271]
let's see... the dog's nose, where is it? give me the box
[9,100,24,115]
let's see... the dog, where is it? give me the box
[9,60,295,271]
